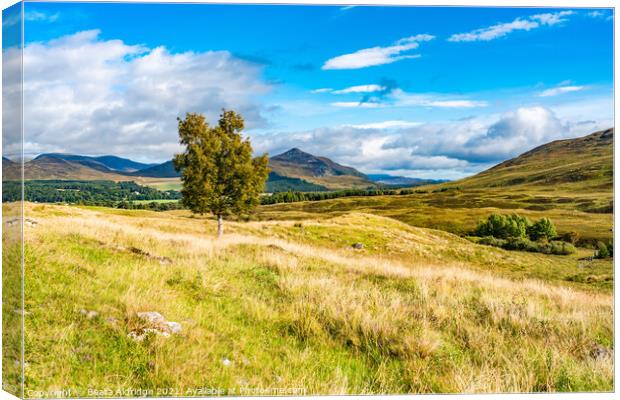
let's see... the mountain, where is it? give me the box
[35,153,155,173]
[130,160,179,178]
[269,148,374,189]
[4,155,129,181]
[367,174,448,187]
[265,172,328,193]
[457,128,613,191]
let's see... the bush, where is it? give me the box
[595,241,610,259]
[527,218,557,241]
[475,214,530,239]
[547,241,577,255]
[560,231,580,245]
[479,236,576,255]
[478,236,507,247]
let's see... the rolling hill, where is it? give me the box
[35,153,155,172]
[456,128,613,191]
[4,155,130,181]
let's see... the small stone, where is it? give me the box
[166,321,182,334]
[221,357,232,366]
[352,242,364,249]
[591,344,613,360]
[137,311,165,324]
[80,309,99,319]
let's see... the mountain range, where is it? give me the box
[3,128,612,193]
[2,148,444,191]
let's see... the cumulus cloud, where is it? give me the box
[251,105,609,179]
[538,85,585,97]
[322,34,434,70]
[18,30,272,162]
[448,11,573,42]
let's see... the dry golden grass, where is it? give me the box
[12,203,614,395]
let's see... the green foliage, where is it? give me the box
[475,214,530,239]
[479,236,576,255]
[2,180,180,204]
[174,111,269,224]
[262,188,415,205]
[527,217,557,241]
[595,241,610,259]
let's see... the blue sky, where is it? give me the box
[8,3,614,179]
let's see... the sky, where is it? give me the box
[2,3,614,179]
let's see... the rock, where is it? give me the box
[80,309,99,319]
[166,321,182,334]
[591,344,613,360]
[352,242,364,249]
[128,311,182,341]
[137,311,165,324]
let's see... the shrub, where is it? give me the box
[595,241,610,259]
[502,237,539,252]
[478,236,507,247]
[475,214,530,239]
[527,218,557,241]
[480,236,576,255]
[560,231,580,245]
[548,241,577,255]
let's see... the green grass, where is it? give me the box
[12,204,613,395]
[258,189,612,243]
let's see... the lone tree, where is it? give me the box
[174,110,269,237]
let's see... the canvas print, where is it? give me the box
[2,2,614,397]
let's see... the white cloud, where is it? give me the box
[18,30,272,162]
[538,85,585,97]
[347,120,421,129]
[448,11,573,42]
[333,84,386,94]
[330,101,384,108]
[390,89,488,108]
[322,34,434,70]
[251,104,611,179]
[426,100,488,108]
[310,88,333,93]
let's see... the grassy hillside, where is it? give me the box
[258,129,613,242]
[456,128,613,193]
[9,203,612,395]
[4,156,130,181]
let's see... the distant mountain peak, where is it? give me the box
[272,148,316,162]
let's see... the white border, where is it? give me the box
[0,1,616,400]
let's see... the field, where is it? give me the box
[258,187,613,243]
[8,201,613,396]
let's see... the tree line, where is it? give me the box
[2,180,181,204]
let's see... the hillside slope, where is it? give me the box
[35,153,155,172]
[269,148,374,189]
[456,128,613,191]
[14,204,612,394]
[4,156,129,181]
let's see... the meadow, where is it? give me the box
[7,201,613,396]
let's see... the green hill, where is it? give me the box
[457,128,613,191]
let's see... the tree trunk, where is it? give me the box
[217,215,224,238]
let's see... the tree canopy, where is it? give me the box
[173,110,269,236]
